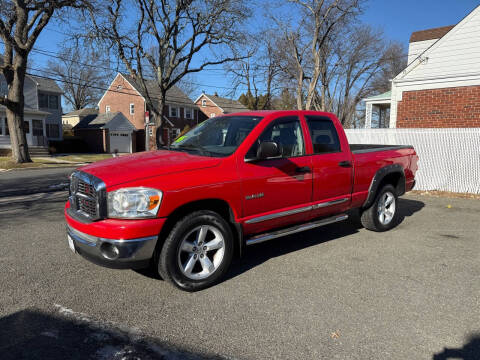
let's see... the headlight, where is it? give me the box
[107,187,162,219]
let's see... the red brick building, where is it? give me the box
[194,92,248,119]
[98,73,200,148]
[364,5,480,128]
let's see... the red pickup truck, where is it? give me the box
[65,110,418,291]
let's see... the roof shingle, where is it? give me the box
[204,94,248,113]
[409,25,456,43]
[28,75,63,93]
[122,74,194,107]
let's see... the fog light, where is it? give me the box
[100,242,120,260]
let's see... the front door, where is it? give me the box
[239,115,313,235]
[32,119,45,146]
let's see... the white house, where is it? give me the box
[0,74,63,150]
[364,5,480,128]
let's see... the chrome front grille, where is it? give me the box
[69,171,106,221]
[77,181,96,199]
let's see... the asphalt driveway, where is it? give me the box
[0,191,479,359]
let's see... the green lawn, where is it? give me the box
[51,154,114,162]
[0,153,115,170]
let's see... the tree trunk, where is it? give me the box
[7,61,31,163]
[296,71,304,110]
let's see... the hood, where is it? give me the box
[79,150,222,187]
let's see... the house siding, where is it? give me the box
[99,74,146,130]
[390,6,480,128]
[195,95,224,118]
[396,85,480,128]
[24,76,38,109]
[401,8,480,81]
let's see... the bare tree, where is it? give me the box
[227,31,282,110]
[0,1,91,163]
[369,41,407,93]
[90,0,250,148]
[276,0,363,110]
[47,43,113,110]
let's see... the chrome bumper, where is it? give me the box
[67,225,158,269]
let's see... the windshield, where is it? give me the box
[169,116,263,157]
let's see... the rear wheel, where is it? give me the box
[360,184,398,232]
[158,210,234,291]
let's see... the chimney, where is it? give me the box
[214,92,218,97]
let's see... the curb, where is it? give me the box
[0,164,84,172]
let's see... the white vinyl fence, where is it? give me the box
[345,128,480,194]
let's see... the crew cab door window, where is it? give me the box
[306,116,341,154]
[246,116,305,159]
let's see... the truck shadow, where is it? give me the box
[225,197,425,282]
[432,334,480,360]
[0,308,220,360]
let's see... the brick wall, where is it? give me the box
[99,75,145,130]
[195,95,224,118]
[396,86,480,128]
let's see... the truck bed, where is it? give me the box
[350,144,414,154]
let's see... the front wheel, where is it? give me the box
[157,210,234,291]
[360,184,398,232]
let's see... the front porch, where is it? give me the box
[364,91,392,128]
[0,109,50,150]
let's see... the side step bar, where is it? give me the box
[245,214,349,246]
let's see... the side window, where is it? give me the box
[247,116,305,159]
[305,115,341,154]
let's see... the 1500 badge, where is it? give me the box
[245,192,264,200]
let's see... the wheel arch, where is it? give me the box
[362,164,405,209]
[158,198,244,259]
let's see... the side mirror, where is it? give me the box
[257,141,281,160]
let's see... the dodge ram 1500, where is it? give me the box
[65,110,418,291]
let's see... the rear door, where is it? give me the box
[239,115,313,234]
[303,114,353,217]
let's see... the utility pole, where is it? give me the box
[144,111,150,151]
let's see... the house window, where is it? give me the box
[39,93,48,108]
[202,99,207,107]
[38,93,59,109]
[210,113,215,118]
[106,105,111,113]
[185,107,192,119]
[24,121,29,134]
[49,95,58,109]
[32,120,43,136]
[46,124,60,138]
[169,106,178,118]
[130,103,135,115]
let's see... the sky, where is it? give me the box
[30,0,480,108]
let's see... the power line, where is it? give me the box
[26,71,254,110]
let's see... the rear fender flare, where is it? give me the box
[362,164,405,209]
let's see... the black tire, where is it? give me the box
[157,210,234,291]
[360,184,399,232]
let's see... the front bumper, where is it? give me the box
[67,225,158,269]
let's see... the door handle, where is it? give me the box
[338,161,352,168]
[295,166,311,174]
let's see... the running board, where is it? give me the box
[245,214,349,246]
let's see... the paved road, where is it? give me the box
[0,192,479,359]
[0,167,77,197]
